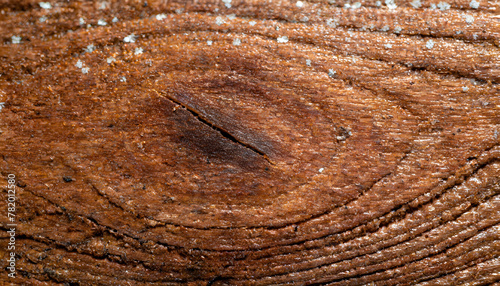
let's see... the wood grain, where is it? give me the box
[0,0,499,285]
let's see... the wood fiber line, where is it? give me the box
[9,14,500,82]
[1,0,499,285]
[254,196,500,283]
[245,160,500,263]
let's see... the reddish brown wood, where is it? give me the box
[0,0,499,285]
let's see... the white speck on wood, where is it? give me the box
[437,2,450,11]
[470,177,481,184]
[464,14,474,24]
[124,34,137,43]
[156,14,167,21]
[84,44,95,53]
[222,0,232,8]
[215,16,225,26]
[410,0,421,8]
[134,48,143,55]
[385,0,397,9]
[326,18,338,28]
[11,36,21,44]
[233,38,241,46]
[426,39,435,49]
[39,2,52,9]
[98,19,107,26]
[277,36,289,43]
[351,2,362,9]
[470,0,479,9]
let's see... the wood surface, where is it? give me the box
[0,0,499,285]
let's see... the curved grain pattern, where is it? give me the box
[0,0,499,285]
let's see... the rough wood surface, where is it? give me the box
[0,0,499,285]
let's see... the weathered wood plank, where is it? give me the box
[0,0,499,284]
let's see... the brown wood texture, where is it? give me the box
[0,0,499,285]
